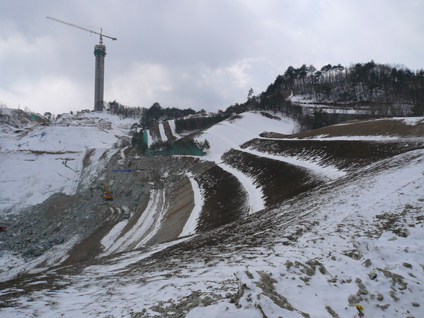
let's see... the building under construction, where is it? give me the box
[94,43,106,111]
[47,17,117,111]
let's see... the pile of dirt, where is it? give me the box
[0,109,37,134]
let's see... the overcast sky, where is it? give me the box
[1,0,423,115]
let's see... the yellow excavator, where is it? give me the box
[103,182,113,200]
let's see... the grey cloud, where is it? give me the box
[1,0,423,115]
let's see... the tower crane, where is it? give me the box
[47,16,117,111]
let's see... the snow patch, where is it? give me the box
[179,173,203,237]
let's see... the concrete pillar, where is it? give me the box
[94,44,106,111]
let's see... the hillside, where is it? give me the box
[0,110,424,317]
[258,62,424,117]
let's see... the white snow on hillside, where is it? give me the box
[289,94,373,114]
[0,111,136,215]
[101,188,166,256]
[197,112,296,213]
[400,117,424,125]
[168,119,179,138]
[2,110,424,317]
[179,173,204,237]
[241,148,346,181]
[2,148,423,318]
[201,112,296,162]
[158,122,168,142]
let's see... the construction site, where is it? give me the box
[1,109,424,317]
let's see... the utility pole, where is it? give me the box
[47,17,117,111]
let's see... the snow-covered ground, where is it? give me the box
[180,173,204,237]
[0,111,135,216]
[201,112,296,162]
[200,112,296,213]
[147,112,297,214]
[96,112,296,252]
[102,188,166,256]
[158,122,168,142]
[1,110,424,317]
[289,94,374,114]
[241,147,346,181]
[2,142,423,318]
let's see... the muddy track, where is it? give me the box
[148,125,161,142]
[147,176,194,245]
[162,121,177,141]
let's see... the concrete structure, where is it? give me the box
[47,17,117,111]
[94,44,106,111]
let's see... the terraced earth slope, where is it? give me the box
[1,112,424,317]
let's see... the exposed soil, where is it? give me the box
[3,115,424,316]
[148,125,161,142]
[146,176,194,245]
[268,117,424,139]
[61,204,124,266]
[195,165,249,232]
[0,193,108,260]
[162,121,177,141]
[116,192,150,242]
[82,148,96,167]
[222,149,326,207]
[242,138,424,171]
[5,122,423,274]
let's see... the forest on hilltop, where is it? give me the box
[108,61,424,142]
[259,61,424,116]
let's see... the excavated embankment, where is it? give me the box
[0,147,251,268]
[222,149,326,208]
[2,114,424,316]
[195,165,249,232]
[4,136,423,269]
[241,138,424,171]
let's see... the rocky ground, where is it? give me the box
[1,147,423,317]
[1,112,424,317]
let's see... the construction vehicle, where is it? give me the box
[103,182,113,200]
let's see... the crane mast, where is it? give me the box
[47,16,117,111]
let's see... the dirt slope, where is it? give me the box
[2,115,424,317]
[223,149,326,207]
[242,138,424,171]
[269,117,424,139]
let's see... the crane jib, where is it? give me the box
[46,16,117,41]
[47,16,115,111]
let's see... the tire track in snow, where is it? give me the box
[101,189,166,255]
